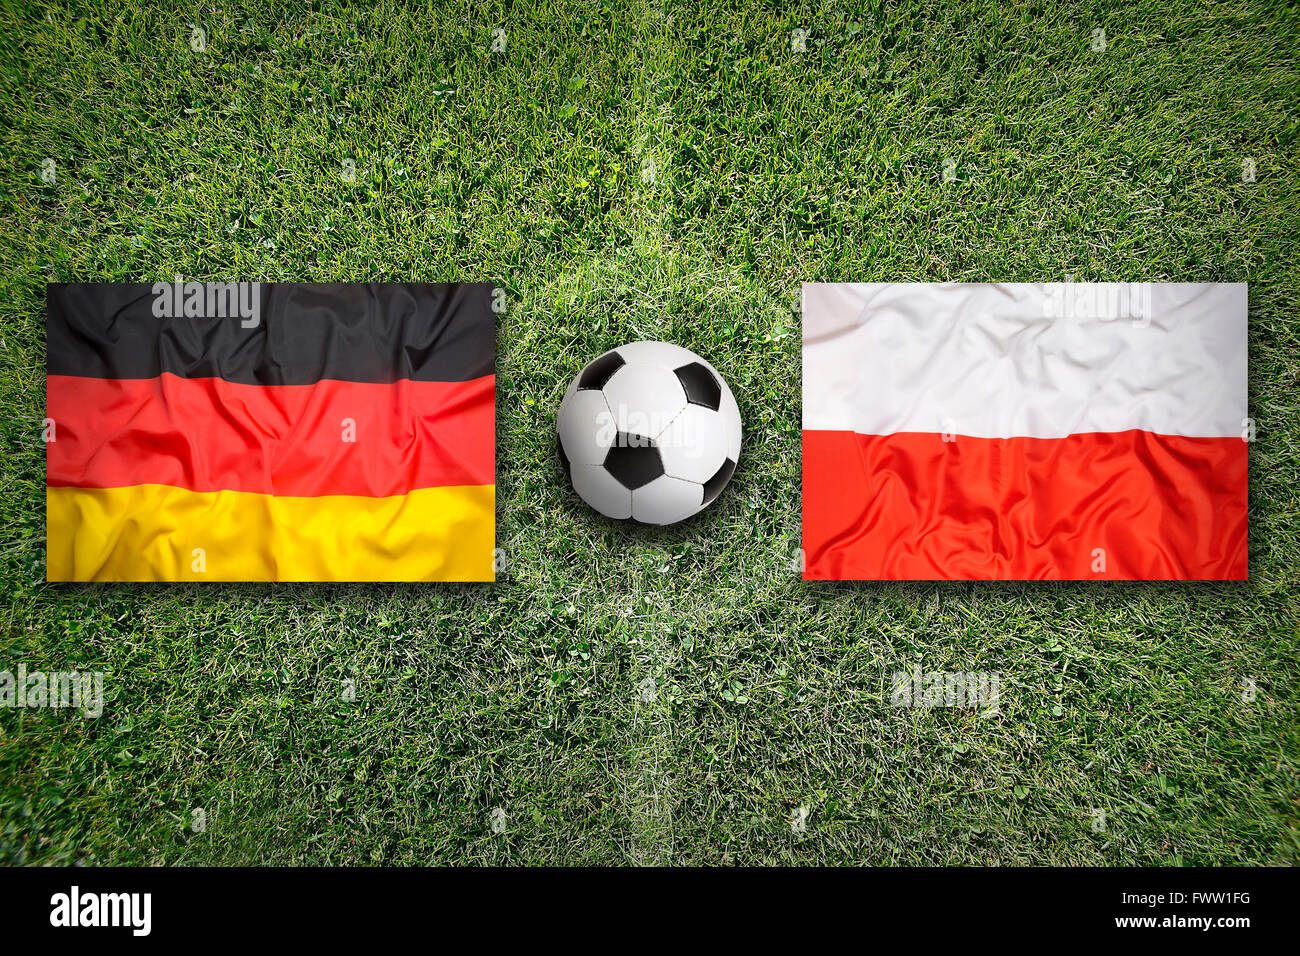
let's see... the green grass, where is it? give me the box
[1,0,1298,864]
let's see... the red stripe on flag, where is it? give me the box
[802,429,1247,580]
[47,373,494,497]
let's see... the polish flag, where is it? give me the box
[802,283,1248,580]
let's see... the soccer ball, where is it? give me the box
[557,341,742,525]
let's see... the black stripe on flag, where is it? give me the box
[47,282,495,385]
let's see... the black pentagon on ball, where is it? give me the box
[603,433,663,490]
[577,350,625,390]
[702,457,736,505]
[673,362,722,411]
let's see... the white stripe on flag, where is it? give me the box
[802,283,1247,439]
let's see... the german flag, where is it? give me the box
[46,282,495,582]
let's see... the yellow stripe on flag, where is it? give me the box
[47,484,495,582]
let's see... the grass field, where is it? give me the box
[1,0,1298,865]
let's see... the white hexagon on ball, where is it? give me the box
[657,404,730,484]
[601,364,687,438]
[557,390,615,466]
[556,341,742,525]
